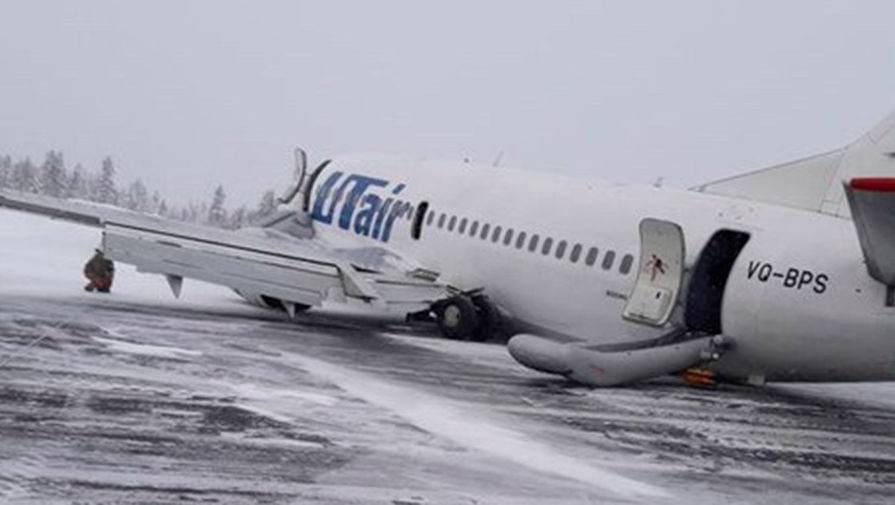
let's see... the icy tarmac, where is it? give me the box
[1,210,894,504]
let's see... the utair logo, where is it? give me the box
[310,171,413,243]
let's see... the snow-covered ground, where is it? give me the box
[0,208,893,504]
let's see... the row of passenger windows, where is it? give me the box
[423,209,634,274]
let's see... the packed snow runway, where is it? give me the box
[1,210,894,504]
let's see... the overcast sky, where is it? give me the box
[1,0,894,206]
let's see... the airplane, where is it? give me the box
[2,109,895,388]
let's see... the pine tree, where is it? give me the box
[228,205,248,229]
[251,189,277,224]
[208,185,227,226]
[0,155,11,188]
[150,191,162,215]
[97,156,118,205]
[12,158,39,193]
[66,163,88,199]
[125,179,149,212]
[40,150,67,198]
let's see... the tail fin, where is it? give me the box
[694,110,895,217]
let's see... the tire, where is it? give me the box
[437,296,479,340]
[471,295,501,342]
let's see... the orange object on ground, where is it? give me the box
[681,368,716,387]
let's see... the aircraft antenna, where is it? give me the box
[492,151,505,167]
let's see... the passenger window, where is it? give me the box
[585,247,599,266]
[438,213,446,229]
[555,240,567,259]
[541,237,554,255]
[515,231,527,249]
[411,202,428,240]
[529,234,540,252]
[492,225,503,243]
[503,228,514,246]
[480,223,491,240]
[470,220,479,237]
[602,250,616,270]
[570,243,582,263]
[448,215,457,231]
[459,218,468,234]
[620,254,634,274]
[426,211,435,226]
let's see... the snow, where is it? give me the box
[92,335,202,359]
[2,206,895,504]
[781,383,895,410]
[381,331,525,372]
[226,382,338,407]
[282,351,671,500]
[0,208,268,315]
[222,382,340,424]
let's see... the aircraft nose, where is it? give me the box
[507,334,572,375]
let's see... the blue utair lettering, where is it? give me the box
[338,175,389,230]
[310,169,411,243]
[310,171,345,224]
[371,197,392,240]
[353,193,381,236]
[379,185,410,242]
[372,184,406,241]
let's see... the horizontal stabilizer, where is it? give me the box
[843,178,895,286]
[695,110,895,217]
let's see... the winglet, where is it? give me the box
[843,178,895,286]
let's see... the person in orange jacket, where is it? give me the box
[83,249,115,293]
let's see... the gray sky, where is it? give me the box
[1,0,894,207]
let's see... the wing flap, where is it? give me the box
[104,224,342,307]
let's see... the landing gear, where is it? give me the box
[436,296,478,340]
[470,293,501,342]
[432,292,502,342]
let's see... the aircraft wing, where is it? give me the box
[0,189,449,314]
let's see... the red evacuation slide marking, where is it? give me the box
[851,178,895,192]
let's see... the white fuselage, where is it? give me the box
[309,155,895,383]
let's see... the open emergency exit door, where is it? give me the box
[623,218,685,326]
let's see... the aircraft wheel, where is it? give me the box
[471,295,501,342]
[437,296,479,340]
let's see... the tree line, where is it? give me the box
[0,151,279,229]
